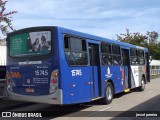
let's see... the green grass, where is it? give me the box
[151,75,160,79]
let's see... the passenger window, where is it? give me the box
[101,43,112,65]
[138,50,145,65]
[130,49,145,65]
[101,54,112,65]
[64,36,88,66]
[101,43,111,53]
[130,49,138,65]
[112,45,121,65]
[113,55,121,65]
[112,45,120,55]
[64,37,70,50]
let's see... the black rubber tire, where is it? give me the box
[139,77,145,91]
[102,82,114,104]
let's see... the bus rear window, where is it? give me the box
[9,31,51,57]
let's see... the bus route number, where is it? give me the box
[35,70,48,76]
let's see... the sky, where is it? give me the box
[6,0,160,39]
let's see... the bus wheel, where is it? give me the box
[139,77,145,91]
[102,82,113,104]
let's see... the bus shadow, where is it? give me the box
[38,103,90,118]
[111,94,160,120]
[37,94,129,118]
[38,89,155,118]
[38,99,111,118]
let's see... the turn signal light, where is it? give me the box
[6,73,10,78]
[52,72,58,77]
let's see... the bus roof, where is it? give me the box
[57,26,148,52]
[7,26,148,52]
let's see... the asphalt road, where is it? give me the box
[52,77,160,120]
[1,77,160,120]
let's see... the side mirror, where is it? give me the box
[149,56,152,60]
[149,56,152,63]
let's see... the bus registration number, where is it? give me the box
[35,70,48,76]
[25,88,35,93]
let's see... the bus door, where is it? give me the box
[122,49,131,90]
[145,53,150,82]
[88,43,101,98]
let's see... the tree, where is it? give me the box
[117,29,160,60]
[145,31,159,59]
[0,0,17,37]
[116,29,148,47]
[146,31,159,44]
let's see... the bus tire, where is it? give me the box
[102,82,113,104]
[139,77,145,91]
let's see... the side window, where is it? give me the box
[101,43,112,65]
[112,45,121,65]
[64,37,70,50]
[130,49,138,65]
[64,36,88,66]
[138,50,145,65]
[70,37,83,52]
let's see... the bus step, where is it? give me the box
[124,89,130,93]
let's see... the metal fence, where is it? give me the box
[150,69,160,75]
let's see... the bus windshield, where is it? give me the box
[9,31,51,57]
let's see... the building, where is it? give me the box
[150,60,160,75]
[0,43,6,98]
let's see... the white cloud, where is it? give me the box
[6,0,160,39]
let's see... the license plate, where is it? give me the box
[25,88,35,93]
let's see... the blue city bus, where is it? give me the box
[6,26,150,105]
